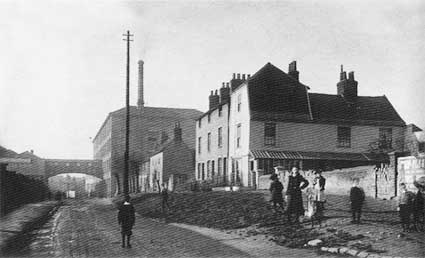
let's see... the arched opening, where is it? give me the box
[48,173,102,199]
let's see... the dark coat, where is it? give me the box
[350,186,365,204]
[270,181,284,202]
[286,174,309,215]
[314,176,326,191]
[118,202,135,236]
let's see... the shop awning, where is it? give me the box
[250,149,388,162]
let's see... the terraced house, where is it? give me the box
[196,62,406,188]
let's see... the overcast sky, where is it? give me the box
[0,0,424,159]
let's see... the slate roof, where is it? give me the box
[247,62,405,126]
[308,93,405,126]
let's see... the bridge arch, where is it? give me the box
[44,159,103,179]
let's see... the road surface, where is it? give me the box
[6,199,335,257]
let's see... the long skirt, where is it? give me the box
[287,191,304,216]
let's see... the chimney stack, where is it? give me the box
[288,61,299,81]
[209,90,220,110]
[137,60,144,109]
[337,65,358,102]
[230,72,246,91]
[220,82,230,104]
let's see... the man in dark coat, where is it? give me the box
[118,195,135,248]
[350,178,365,224]
[286,167,309,223]
[269,174,284,212]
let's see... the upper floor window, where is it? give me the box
[198,137,202,154]
[337,126,351,148]
[207,132,211,152]
[418,142,424,153]
[208,113,211,123]
[218,127,223,148]
[217,158,222,175]
[198,119,202,128]
[264,122,276,146]
[236,123,242,148]
[379,128,393,149]
[237,94,241,112]
[218,106,223,117]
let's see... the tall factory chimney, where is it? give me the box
[137,60,144,109]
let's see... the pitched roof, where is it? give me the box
[0,145,18,158]
[247,62,405,126]
[247,63,311,116]
[308,93,405,126]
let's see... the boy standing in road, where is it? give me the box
[269,174,284,212]
[350,179,365,224]
[161,183,170,213]
[118,195,135,248]
[398,183,414,232]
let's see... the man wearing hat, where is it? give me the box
[269,174,284,212]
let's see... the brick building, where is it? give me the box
[146,123,195,191]
[196,62,406,187]
[92,60,202,197]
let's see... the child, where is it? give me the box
[398,183,414,232]
[350,179,365,224]
[161,183,170,213]
[118,195,135,248]
[269,174,284,212]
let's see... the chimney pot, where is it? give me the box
[222,82,225,87]
[215,90,218,95]
[233,73,236,79]
[237,73,241,79]
[348,71,355,80]
[247,74,251,79]
[226,82,229,87]
[242,74,246,80]
[210,90,213,95]
[30,150,34,154]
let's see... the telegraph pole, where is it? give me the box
[122,30,133,197]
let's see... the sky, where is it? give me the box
[0,0,424,159]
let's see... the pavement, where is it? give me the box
[1,198,339,257]
[0,200,59,253]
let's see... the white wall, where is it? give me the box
[195,103,229,180]
[150,152,163,188]
[228,83,251,185]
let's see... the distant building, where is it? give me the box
[148,123,195,191]
[404,124,425,156]
[196,62,406,187]
[92,60,202,197]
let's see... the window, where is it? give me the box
[419,142,425,153]
[223,157,227,176]
[264,122,276,146]
[337,127,351,147]
[207,160,211,178]
[198,119,202,128]
[218,158,222,175]
[211,160,215,177]
[201,163,205,180]
[379,128,393,149]
[197,163,201,179]
[198,137,202,154]
[207,132,211,152]
[218,127,223,148]
[218,106,223,117]
[236,124,241,148]
[208,113,211,123]
[237,94,241,112]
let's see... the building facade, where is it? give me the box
[93,60,202,197]
[196,62,406,187]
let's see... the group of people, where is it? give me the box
[398,182,424,232]
[269,167,425,232]
[269,166,325,223]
